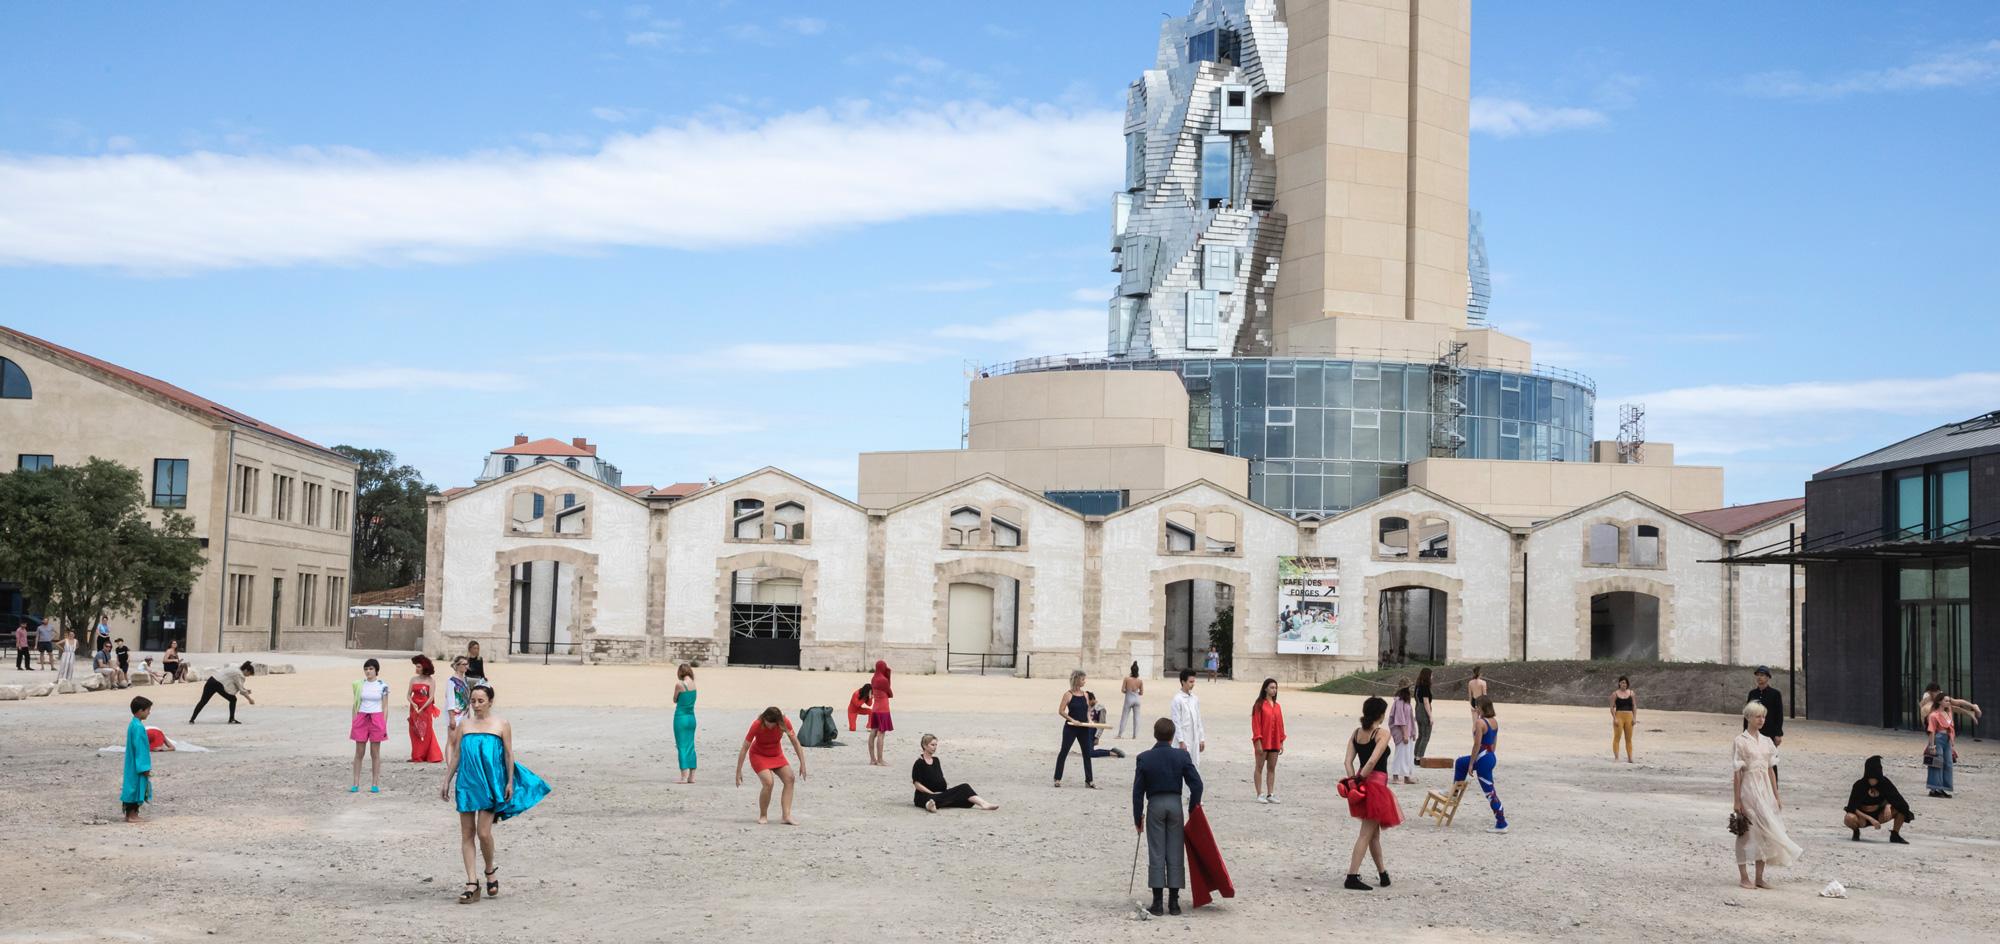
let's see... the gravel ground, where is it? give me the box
[1,661,1994,944]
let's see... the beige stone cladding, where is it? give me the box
[657,468,869,671]
[1727,512,1805,669]
[878,476,1089,673]
[0,328,354,655]
[1522,494,1727,663]
[1095,481,1303,679]
[858,445,1247,509]
[423,462,649,663]
[1407,456,1725,526]
[1307,485,1515,667]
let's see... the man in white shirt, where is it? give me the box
[1169,668,1206,768]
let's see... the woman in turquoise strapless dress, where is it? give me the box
[673,664,698,783]
[441,683,550,905]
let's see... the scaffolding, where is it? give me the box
[1617,403,1646,464]
[1428,341,1468,458]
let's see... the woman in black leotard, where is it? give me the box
[912,735,999,812]
[1053,670,1098,788]
[1610,676,1637,763]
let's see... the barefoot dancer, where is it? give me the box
[736,706,807,825]
[1342,696,1400,890]
[441,684,551,904]
[121,696,154,823]
[1732,700,1800,890]
[350,658,391,793]
[673,663,698,784]
[1251,678,1286,801]
[867,661,894,767]
[911,734,999,812]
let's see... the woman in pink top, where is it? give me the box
[1925,696,1957,798]
[1251,678,1285,803]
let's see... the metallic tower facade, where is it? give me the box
[1466,208,1491,326]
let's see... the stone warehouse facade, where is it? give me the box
[424,460,1794,681]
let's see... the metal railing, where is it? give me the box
[945,649,1017,676]
[510,639,581,665]
[977,348,1598,395]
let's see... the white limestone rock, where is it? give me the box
[0,685,24,700]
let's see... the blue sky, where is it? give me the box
[3,2,1997,503]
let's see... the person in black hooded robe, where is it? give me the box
[1843,755,1914,843]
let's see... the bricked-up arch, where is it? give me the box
[714,549,819,666]
[489,545,600,658]
[932,557,1034,671]
[1362,569,1464,665]
[1576,574,1675,661]
[1146,561,1251,675]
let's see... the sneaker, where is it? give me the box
[1889,833,1909,844]
[1255,795,1269,804]
[1267,795,1280,805]
[1343,874,1372,891]
[1492,820,1509,832]
[1377,871,1391,887]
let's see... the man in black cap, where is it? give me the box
[1746,666,1785,779]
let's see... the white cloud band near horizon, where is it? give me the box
[1744,40,2000,99]
[1469,96,1607,137]
[0,102,1121,272]
[1603,371,2000,459]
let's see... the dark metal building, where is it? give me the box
[1722,411,2000,729]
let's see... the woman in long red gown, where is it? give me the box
[408,655,443,763]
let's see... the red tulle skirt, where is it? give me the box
[1346,770,1402,827]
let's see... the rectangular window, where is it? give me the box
[332,490,348,532]
[1187,28,1217,63]
[1118,234,1161,296]
[326,576,345,626]
[1202,244,1236,291]
[1185,290,1220,350]
[1201,135,1232,204]
[297,573,316,627]
[1125,132,1146,191]
[230,574,254,625]
[1112,191,1134,244]
[235,465,259,515]
[17,454,53,471]
[1933,466,1969,538]
[1217,83,1251,131]
[151,459,190,508]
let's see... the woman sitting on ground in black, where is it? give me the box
[1843,754,1913,843]
[912,734,999,812]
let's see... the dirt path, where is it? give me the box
[2,662,1993,943]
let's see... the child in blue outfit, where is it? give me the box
[122,696,154,822]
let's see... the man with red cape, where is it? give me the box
[1133,717,1205,916]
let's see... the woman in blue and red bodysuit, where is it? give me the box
[1452,695,1507,832]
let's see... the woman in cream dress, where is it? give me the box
[1732,700,1802,889]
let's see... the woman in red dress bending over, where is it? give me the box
[736,706,808,825]
[408,655,443,764]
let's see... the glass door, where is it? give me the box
[1898,557,1972,731]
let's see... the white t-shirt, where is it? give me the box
[356,679,390,714]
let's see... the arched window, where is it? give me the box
[1632,524,1661,567]
[732,499,766,540]
[1587,523,1621,565]
[502,456,517,474]
[555,497,588,534]
[772,501,807,541]
[0,357,29,399]
[510,491,547,534]
[991,505,1024,548]
[1165,510,1199,552]
[1415,515,1450,559]
[947,506,984,547]
[1377,516,1410,559]
[1204,510,1238,553]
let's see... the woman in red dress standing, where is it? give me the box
[736,706,808,825]
[408,655,443,764]
[867,660,894,767]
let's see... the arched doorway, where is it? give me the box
[508,559,582,657]
[934,559,1032,675]
[1378,586,1445,666]
[728,564,804,667]
[1164,579,1234,676]
[1591,591,1660,660]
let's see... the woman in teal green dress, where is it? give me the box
[121,696,154,822]
[440,684,550,905]
[673,663,698,783]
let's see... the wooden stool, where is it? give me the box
[1418,779,1467,826]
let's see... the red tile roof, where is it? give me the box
[1,324,346,458]
[651,482,707,498]
[621,485,656,496]
[1683,497,1804,535]
[494,437,597,457]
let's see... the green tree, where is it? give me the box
[0,458,206,644]
[334,446,437,594]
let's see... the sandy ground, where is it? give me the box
[2,654,1995,944]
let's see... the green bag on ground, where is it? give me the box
[797,706,838,747]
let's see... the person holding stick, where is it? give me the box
[1054,669,1100,788]
[1133,717,1203,916]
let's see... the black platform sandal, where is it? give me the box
[457,882,480,904]
[484,867,499,898]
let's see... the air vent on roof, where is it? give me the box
[1947,410,2000,436]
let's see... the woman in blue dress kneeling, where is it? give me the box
[440,683,550,905]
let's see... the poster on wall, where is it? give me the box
[1276,556,1339,655]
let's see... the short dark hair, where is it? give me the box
[362,658,381,672]
[1360,695,1387,728]
[1178,667,1196,684]
[473,683,496,702]
[1152,718,1175,741]
[760,706,783,725]
[239,661,255,674]
[130,695,152,714]
[1617,675,1630,685]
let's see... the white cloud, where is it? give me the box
[256,367,520,392]
[935,308,1103,356]
[684,342,941,372]
[780,17,827,36]
[1744,40,2000,99]
[1469,97,1607,137]
[1602,371,2000,459]
[550,404,762,435]
[590,106,637,123]
[0,102,1120,272]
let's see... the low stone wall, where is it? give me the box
[585,636,648,664]
[659,637,719,667]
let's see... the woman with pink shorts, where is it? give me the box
[350,658,392,793]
